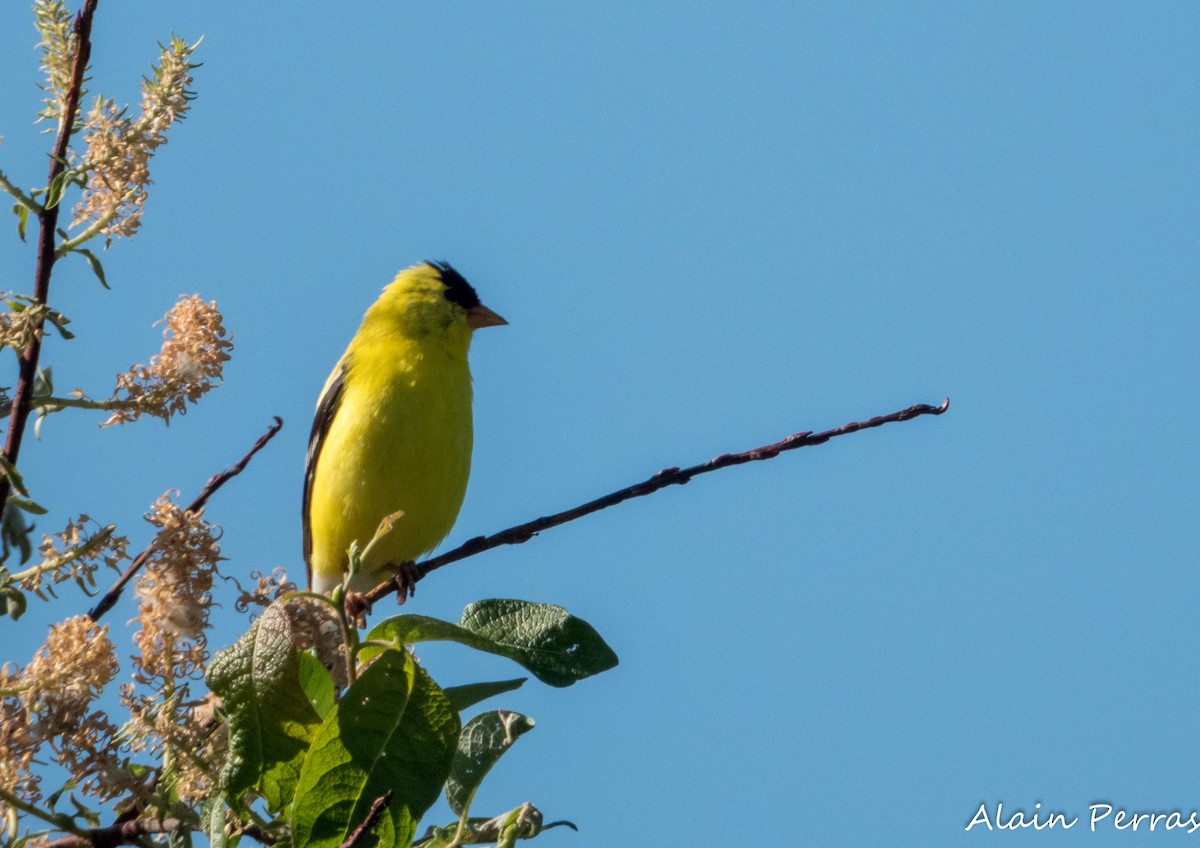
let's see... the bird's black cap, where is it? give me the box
[427,260,481,310]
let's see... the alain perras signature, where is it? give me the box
[966,802,1200,833]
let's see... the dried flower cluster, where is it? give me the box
[0,301,51,353]
[0,616,128,817]
[33,0,76,130]
[0,663,38,818]
[104,294,232,426]
[71,35,198,244]
[19,515,129,599]
[122,492,223,802]
[132,491,221,662]
[232,566,296,613]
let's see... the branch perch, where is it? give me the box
[363,398,950,607]
[87,417,283,621]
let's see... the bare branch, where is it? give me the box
[35,813,281,848]
[363,398,950,607]
[87,417,283,621]
[41,817,185,848]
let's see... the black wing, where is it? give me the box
[302,359,348,587]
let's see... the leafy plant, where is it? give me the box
[0,5,945,848]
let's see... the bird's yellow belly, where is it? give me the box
[309,360,472,592]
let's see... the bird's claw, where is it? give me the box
[344,590,372,628]
[383,560,419,605]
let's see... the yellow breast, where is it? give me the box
[307,331,474,593]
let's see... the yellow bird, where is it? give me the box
[303,261,506,595]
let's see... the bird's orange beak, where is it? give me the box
[467,304,508,329]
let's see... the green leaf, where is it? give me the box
[297,650,336,719]
[2,586,27,620]
[200,798,239,848]
[0,502,35,566]
[44,170,69,211]
[45,308,74,340]
[364,599,619,688]
[167,822,193,848]
[9,497,48,516]
[45,777,79,811]
[7,496,47,516]
[68,794,101,827]
[290,648,460,848]
[0,456,30,496]
[12,203,29,242]
[443,678,527,713]
[33,366,53,399]
[206,600,322,812]
[445,711,536,818]
[74,248,110,289]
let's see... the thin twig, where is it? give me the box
[239,824,279,845]
[0,169,42,215]
[54,188,137,257]
[87,417,283,621]
[364,398,950,607]
[0,787,91,838]
[35,394,141,413]
[0,0,98,510]
[337,791,393,848]
[10,524,114,585]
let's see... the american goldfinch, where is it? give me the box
[303,261,506,595]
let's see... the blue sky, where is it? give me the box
[2,2,1198,845]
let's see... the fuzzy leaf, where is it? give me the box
[365,599,618,687]
[445,711,536,817]
[206,600,321,811]
[290,648,460,848]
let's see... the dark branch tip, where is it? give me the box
[359,397,948,606]
[544,820,580,832]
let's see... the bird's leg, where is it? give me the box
[344,591,373,628]
[382,560,420,604]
